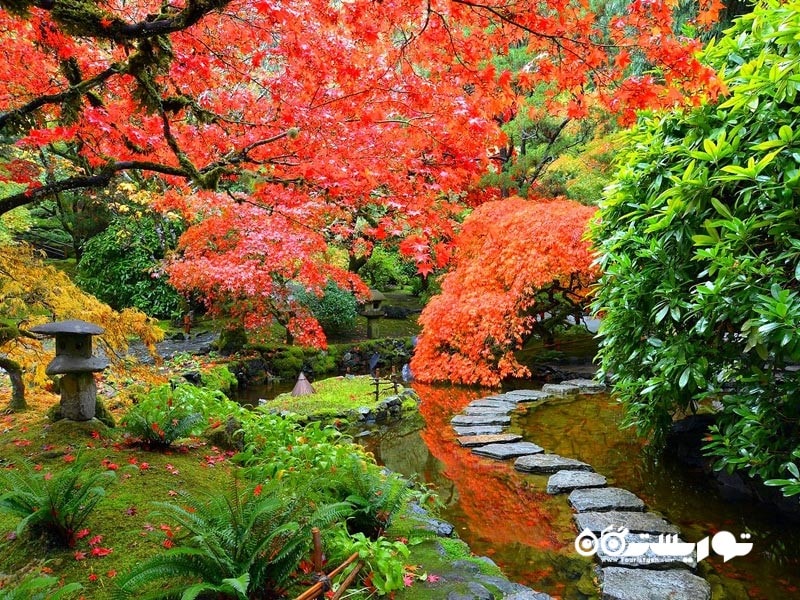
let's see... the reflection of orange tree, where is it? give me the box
[415,384,567,549]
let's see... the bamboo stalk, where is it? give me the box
[331,562,364,600]
[312,527,323,572]
[293,552,360,600]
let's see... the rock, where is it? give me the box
[560,378,606,393]
[594,532,696,570]
[47,417,110,438]
[569,488,645,512]
[505,592,553,600]
[501,390,552,402]
[182,370,202,384]
[452,426,506,436]
[469,398,520,409]
[458,433,523,447]
[473,442,544,460]
[406,502,456,537]
[476,575,553,599]
[541,383,581,395]
[448,583,493,600]
[600,566,710,600]
[515,454,593,474]
[463,405,516,416]
[451,414,511,427]
[574,511,679,535]
[547,471,608,494]
[451,560,481,574]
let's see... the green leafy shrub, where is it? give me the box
[121,383,229,449]
[0,456,115,547]
[326,529,410,596]
[295,281,359,336]
[591,1,800,496]
[358,248,411,290]
[200,364,238,393]
[77,212,184,319]
[115,478,351,599]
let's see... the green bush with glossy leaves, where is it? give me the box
[592,0,800,496]
[77,212,184,319]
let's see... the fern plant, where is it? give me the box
[114,477,352,599]
[333,459,414,539]
[0,574,82,600]
[121,384,205,449]
[0,456,115,548]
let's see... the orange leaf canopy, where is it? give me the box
[411,197,598,386]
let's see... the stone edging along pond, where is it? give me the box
[450,380,713,600]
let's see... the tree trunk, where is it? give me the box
[0,356,26,411]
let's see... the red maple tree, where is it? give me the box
[411,197,598,386]
[0,0,719,339]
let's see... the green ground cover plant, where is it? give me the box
[261,375,414,418]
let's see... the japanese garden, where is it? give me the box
[1,0,799,598]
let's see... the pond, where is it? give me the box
[357,384,800,600]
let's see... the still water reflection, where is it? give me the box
[358,384,800,600]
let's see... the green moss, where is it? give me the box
[0,417,236,599]
[261,375,413,418]
[46,398,116,428]
[199,364,237,393]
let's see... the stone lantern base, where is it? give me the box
[58,373,97,421]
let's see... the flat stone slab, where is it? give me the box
[452,426,506,436]
[561,378,606,393]
[547,470,607,494]
[501,390,552,402]
[569,488,645,513]
[458,433,522,447]
[463,405,516,416]
[540,383,581,395]
[472,442,544,460]
[469,398,520,409]
[515,454,593,474]
[600,567,710,600]
[595,532,696,570]
[451,414,511,427]
[574,511,679,535]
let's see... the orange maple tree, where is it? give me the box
[411,197,598,386]
[0,0,719,339]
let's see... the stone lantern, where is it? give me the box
[29,320,108,421]
[360,289,386,339]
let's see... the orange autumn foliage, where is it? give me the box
[411,198,598,386]
[0,0,720,341]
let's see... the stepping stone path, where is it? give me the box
[464,405,517,416]
[458,433,522,447]
[472,442,543,460]
[453,426,506,436]
[451,414,511,427]
[547,471,607,494]
[568,487,645,512]
[514,454,592,474]
[447,382,712,600]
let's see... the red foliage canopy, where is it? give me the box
[411,197,598,386]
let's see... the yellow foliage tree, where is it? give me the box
[0,242,163,410]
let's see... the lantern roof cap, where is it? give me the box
[29,320,105,336]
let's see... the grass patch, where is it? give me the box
[261,375,415,418]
